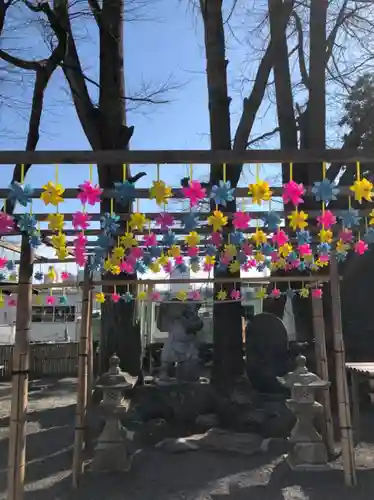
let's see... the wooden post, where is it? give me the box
[72,264,92,488]
[87,290,94,401]
[312,295,335,456]
[7,234,33,500]
[330,253,356,486]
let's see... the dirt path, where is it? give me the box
[0,378,374,500]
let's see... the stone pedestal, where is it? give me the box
[277,355,331,471]
[90,354,137,473]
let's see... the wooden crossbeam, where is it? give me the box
[0,149,372,164]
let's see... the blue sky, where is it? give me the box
[0,0,279,269]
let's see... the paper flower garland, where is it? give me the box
[46,295,56,305]
[288,210,308,230]
[18,214,37,235]
[312,178,339,202]
[270,287,281,299]
[339,209,361,229]
[248,180,272,205]
[207,210,228,232]
[96,292,105,303]
[47,213,65,232]
[316,210,336,228]
[182,180,206,207]
[150,180,172,205]
[0,213,15,234]
[129,212,147,231]
[101,213,120,234]
[283,180,304,206]
[210,181,235,207]
[182,212,199,231]
[155,213,174,229]
[78,181,102,205]
[350,177,373,203]
[40,181,65,206]
[233,212,250,230]
[262,211,280,232]
[113,180,136,206]
[72,211,91,231]
[8,181,34,207]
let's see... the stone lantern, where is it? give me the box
[91,354,138,472]
[277,354,331,470]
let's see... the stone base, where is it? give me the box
[287,441,329,471]
[286,456,333,472]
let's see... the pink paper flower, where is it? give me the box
[163,261,173,273]
[247,258,257,268]
[230,289,241,300]
[111,293,121,303]
[187,246,199,257]
[316,210,336,228]
[174,256,184,266]
[0,257,8,268]
[233,212,251,230]
[0,213,15,234]
[143,233,157,247]
[74,232,88,248]
[150,291,161,302]
[298,243,312,257]
[77,181,102,205]
[242,262,251,272]
[120,260,134,274]
[270,288,281,299]
[203,263,214,272]
[130,247,144,259]
[72,211,91,230]
[241,242,253,256]
[354,239,368,255]
[209,232,222,246]
[272,230,289,246]
[312,289,323,299]
[220,255,230,266]
[190,290,201,301]
[270,251,280,262]
[8,297,17,307]
[318,254,330,264]
[182,180,207,207]
[61,271,70,281]
[75,253,87,267]
[339,229,353,244]
[282,180,305,206]
[155,213,174,230]
[290,259,301,269]
[46,296,56,305]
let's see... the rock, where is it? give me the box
[155,437,199,453]
[137,418,172,446]
[260,399,296,438]
[195,413,220,430]
[233,408,269,433]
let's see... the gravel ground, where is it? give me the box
[1,378,374,500]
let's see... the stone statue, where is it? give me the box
[158,301,203,383]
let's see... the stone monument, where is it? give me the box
[277,354,331,470]
[91,354,138,472]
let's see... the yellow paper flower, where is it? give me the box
[120,232,137,249]
[168,245,181,258]
[205,255,216,266]
[40,181,65,206]
[150,180,172,205]
[252,229,267,246]
[34,295,43,306]
[318,228,333,244]
[254,251,265,263]
[176,290,188,301]
[350,177,373,203]
[158,254,169,266]
[185,231,200,247]
[149,261,161,273]
[0,296,4,308]
[278,258,286,269]
[229,260,240,273]
[110,265,121,275]
[103,258,112,272]
[256,288,267,299]
[137,291,147,301]
[96,292,105,303]
[288,210,308,230]
[51,232,66,249]
[300,287,309,298]
[9,272,17,282]
[336,239,349,253]
[56,247,69,260]
[112,246,125,262]
[369,209,374,225]
[191,262,200,273]
[315,258,328,268]
[207,210,228,232]
[224,243,237,258]
[129,212,147,231]
[47,267,56,281]
[248,180,272,205]
[217,289,227,301]
[279,243,292,258]
[47,213,64,232]
[310,263,319,272]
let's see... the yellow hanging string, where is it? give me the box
[136,199,140,212]
[223,163,227,183]
[148,220,151,234]
[356,161,361,181]
[365,217,368,231]
[55,164,59,185]
[126,221,129,232]
[20,164,25,184]
[241,198,245,212]
[348,196,352,210]
[215,203,218,211]
[289,162,293,181]
[322,162,327,179]
[114,284,117,295]
[123,164,127,182]
[256,164,260,182]
[89,164,93,183]
[3,199,6,213]
[110,198,114,215]
[189,164,193,181]
[156,164,160,181]
[29,200,33,215]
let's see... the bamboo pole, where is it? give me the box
[312,295,335,457]
[87,291,94,401]
[7,234,34,500]
[72,264,92,488]
[330,253,356,486]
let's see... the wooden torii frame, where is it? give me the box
[2,148,363,498]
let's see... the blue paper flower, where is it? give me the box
[142,253,152,266]
[6,261,15,271]
[312,178,340,202]
[336,251,348,263]
[0,272,6,281]
[181,212,199,231]
[296,230,312,245]
[59,296,68,305]
[287,251,299,263]
[237,251,247,264]
[339,209,361,229]
[34,271,44,281]
[210,180,234,207]
[100,213,120,234]
[216,262,228,273]
[262,211,281,232]
[364,228,374,244]
[149,246,162,258]
[286,289,296,299]
[257,263,267,272]
[113,181,136,206]
[261,243,274,256]
[7,181,34,207]
[190,256,200,265]
[29,232,42,248]
[230,231,244,246]
[95,233,114,250]
[177,262,188,273]
[204,288,214,299]
[298,261,307,271]
[317,242,331,255]
[162,231,176,246]
[122,292,133,303]
[18,214,37,235]
[135,261,147,275]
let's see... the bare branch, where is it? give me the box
[326,0,350,63]
[290,10,309,89]
[87,0,101,26]
[246,126,281,147]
